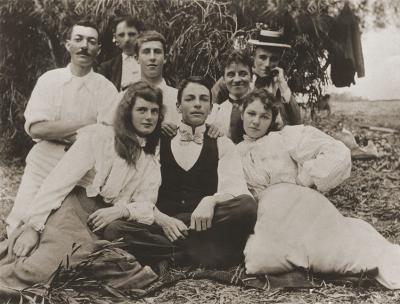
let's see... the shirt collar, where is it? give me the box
[228,93,248,102]
[158,78,168,89]
[63,64,97,93]
[122,53,136,61]
[136,135,147,148]
[178,122,206,137]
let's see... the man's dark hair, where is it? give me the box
[223,50,253,77]
[134,30,166,57]
[113,16,144,33]
[65,18,99,40]
[177,76,212,105]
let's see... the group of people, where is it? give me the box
[1,16,400,297]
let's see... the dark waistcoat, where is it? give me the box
[157,131,218,215]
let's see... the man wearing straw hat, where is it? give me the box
[211,28,302,129]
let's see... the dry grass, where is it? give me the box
[1,100,400,303]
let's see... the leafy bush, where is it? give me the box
[0,0,372,158]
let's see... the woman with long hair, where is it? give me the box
[0,81,163,296]
[237,88,400,289]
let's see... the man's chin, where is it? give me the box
[185,118,206,127]
[74,58,94,67]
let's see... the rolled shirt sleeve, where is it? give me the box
[24,73,58,137]
[283,125,352,191]
[216,136,252,197]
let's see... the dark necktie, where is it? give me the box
[254,70,278,89]
[229,97,244,144]
[254,76,269,89]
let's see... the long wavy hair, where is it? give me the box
[242,88,279,136]
[113,81,163,165]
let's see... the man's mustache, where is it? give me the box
[77,49,92,57]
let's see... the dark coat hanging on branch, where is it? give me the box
[329,2,365,88]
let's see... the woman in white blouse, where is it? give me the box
[0,81,163,295]
[237,88,400,289]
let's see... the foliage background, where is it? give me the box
[0,0,397,158]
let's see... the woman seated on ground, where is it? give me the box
[0,81,163,296]
[237,88,400,289]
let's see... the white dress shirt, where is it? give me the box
[170,122,251,198]
[157,79,181,125]
[24,64,120,137]
[121,53,141,89]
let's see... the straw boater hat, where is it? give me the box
[248,29,291,49]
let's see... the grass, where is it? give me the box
[0,100,400,303]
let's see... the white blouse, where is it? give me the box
[23,124,161,231]
[236,125,351,197]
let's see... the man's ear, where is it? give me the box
[176,102,182,113]
[65,40,71,52]
[241,112,244,120]
[113,34,119,46]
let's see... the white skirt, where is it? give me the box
[244,183,400,289]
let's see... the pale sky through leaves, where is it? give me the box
[329,25,400,100]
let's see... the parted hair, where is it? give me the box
[113,81,163,165]
[134,30,166,57]
[242,88,279,135]
[65,18,99,41]
[177,76,212,104]
[113,16,144,33]
[222,50,253,77]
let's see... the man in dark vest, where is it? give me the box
[103,76,257,269]
[98,16,144,91]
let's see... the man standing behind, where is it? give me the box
[98,16,144,91]
[103,77,257,269]
[134,31,181,131]
[6,20,119,235]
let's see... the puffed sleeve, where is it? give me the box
[125,152,161,225]
[23,128,97,231]
[282,125,351,191]
[216,136,252,197]
[24,73,58,137]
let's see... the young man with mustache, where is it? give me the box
[98,16,144,91]
[6,19,119,236]
[103,76,257,269]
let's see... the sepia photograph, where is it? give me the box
[0,0,399,303]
